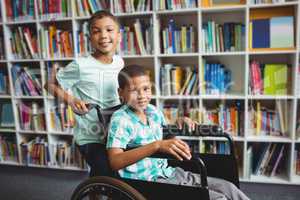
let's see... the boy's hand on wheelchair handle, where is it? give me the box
[176,117,198,132]
[69,97,89,114]
[157,138,192,161]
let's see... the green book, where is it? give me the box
[263,64,287,95]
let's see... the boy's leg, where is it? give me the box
[207,177,250,200]
[156,167,227,200]
[78,143,111,177]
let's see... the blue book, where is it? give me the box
[252,19,270,48]
[0,103,14,127]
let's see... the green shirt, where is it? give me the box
[56,55,124,145]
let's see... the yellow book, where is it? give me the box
[181,25,187,53]
[256,102,261,136]
[249,21,252,49]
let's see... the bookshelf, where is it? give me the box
[0,0,299,185]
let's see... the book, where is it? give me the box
[270,16,294,48]
[0,103,15,127]
[252,19,270,48]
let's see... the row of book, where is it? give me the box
[0,102,14,128]
[5,0,35,21]
[202,22,245,53]
[118,19,153,55]
[112,0,152,13]
[249,16,294,49]
[37,0,72,20]
[249,0,288,4]
[246,143,286,178]
[249,61,289,95]
[155,0,197,10]
[18,102,46,131]
[0,35,5,59]
[11,65,42,96]
[185,140,230,154]
[201,60,232,95]
[160,64,199,96]
[295,148,300,175]
[202,0,245,7]
[201,102,243,136]
[0,70,9,94]
[248,100,288,136]
[0,135,18,162]
[39,25,74,58]
[10,26,39,60]
[49,101,76,133]
[75,0,109,17]
[161,20,196,54]
[20,137,86,168]
[163,104,200,125]
[76,21,91,57]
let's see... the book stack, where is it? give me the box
[76,21,91,56]
[18,102,46,131]
[37,0,72,20]
[20,136,50,166]
[0,134,18,162]
[161,19,196,54]
[249,61,289,95]
[49,140,86,168]
[163,103,200,125]
[201,60,232,95]
[248,100,288,136]
[9,26,39,59]
[5,0,35,21]
[155,0,197,10]
[113,0,153,13]
[75,0,109,17]
[202,22,245,53]
[250,143,286,177]
[119,19,153,55]
[201,101,243,136]
[11,65,42,96]
[39,25,74,58]
[202,0,246,7]
[160,64,198,96]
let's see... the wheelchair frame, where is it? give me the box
[71,104,240,200]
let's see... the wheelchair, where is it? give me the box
[71,104,240,200]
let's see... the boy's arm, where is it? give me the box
[44,81,88,113]
[107,138,191,171]
[43,62,88,113]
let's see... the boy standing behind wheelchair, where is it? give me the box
[45,10,124,177]
[106,65,250,200]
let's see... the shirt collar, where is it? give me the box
[122,104,155,125]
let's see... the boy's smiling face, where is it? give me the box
[90,17,120,55]
[119,75,152,113]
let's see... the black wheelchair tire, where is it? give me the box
[71,176,146,200]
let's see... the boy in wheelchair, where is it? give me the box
[106,65,250,200]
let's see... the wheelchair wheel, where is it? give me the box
[71,176,146,200]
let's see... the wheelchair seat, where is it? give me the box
[71,104,240,200]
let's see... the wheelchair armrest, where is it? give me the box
[163,124,235,156]
[125,147,208,187]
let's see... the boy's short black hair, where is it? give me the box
[89,10,120,31]
[118,65,148,89]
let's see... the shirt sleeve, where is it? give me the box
[56,61,80,90]
[106,114,131,149]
